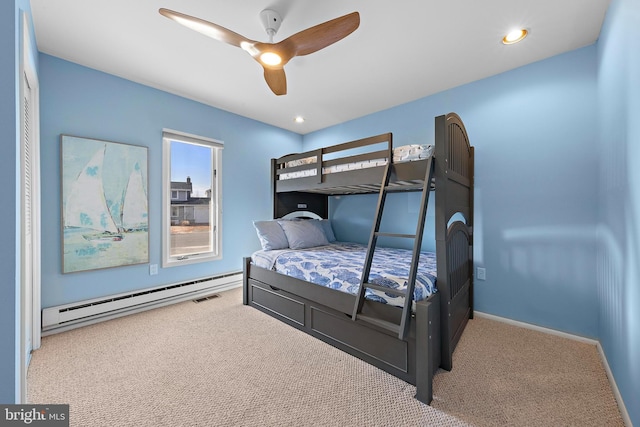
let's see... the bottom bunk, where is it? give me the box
[243,257,442,404]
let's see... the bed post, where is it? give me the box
[242,257,250,305]
[415,294,440,404]
[469,146,475,318]
[434,112,474,372]
[434,114,452,371]
[271,158,278,219]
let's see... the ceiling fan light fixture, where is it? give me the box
[260,52,282,66]
[502,28,528,45]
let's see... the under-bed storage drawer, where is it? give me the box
[249,279,305,326]
[246,275,417,384]
[310,306,409,373]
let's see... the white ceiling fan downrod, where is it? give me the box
[259,9,282,43]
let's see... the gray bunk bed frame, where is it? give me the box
[243,112,474,404]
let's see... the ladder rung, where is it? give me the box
[385,183,425,192]
[375,232,416,239]
[355,314,401,334]
[363,282,407,297]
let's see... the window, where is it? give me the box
[162,130,223,267]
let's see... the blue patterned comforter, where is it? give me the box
[252,242,437,307]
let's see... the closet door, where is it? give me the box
[22,71,33,360]
[20,13,41,402]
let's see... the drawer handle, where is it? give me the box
[269,285,281,291]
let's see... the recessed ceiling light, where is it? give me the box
[502,28,528,45]
[294,116,305,123]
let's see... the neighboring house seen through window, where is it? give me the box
[162,130,223,267]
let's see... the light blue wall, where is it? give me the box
[2,2,636,420]
[597,0,640,424]
[0,0,19,405]
[1,0,36,404]
[304,46,600,339]
[39,54,302,308]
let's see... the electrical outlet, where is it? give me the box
[477,267,486,281]
[149,264,158,275]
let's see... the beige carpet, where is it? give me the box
[431,317,624,426]
[28,287,624,426]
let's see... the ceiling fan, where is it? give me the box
[159,8,360,96]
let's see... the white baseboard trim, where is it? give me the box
[474,311,598,344]
[474,311,632,427]
[42,274,242,336]
[596,342,633,427]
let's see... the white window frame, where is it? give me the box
[162,129,223,267]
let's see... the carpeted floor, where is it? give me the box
[27,287,624,426]
[431,316,624,426]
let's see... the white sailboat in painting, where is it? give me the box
[65,145,148,241]
[120,162,148,232]
[65,145,123,241]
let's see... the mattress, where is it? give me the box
[251,242,437,307]
[279,144,434,181]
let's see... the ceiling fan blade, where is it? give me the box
[159,8,254,48]
[263,68,287,96]
[280,12,360,57]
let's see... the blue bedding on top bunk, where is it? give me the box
[251,242,437,307]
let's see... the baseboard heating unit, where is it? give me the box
[42,271,242,335]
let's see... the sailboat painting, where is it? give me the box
[61,135,149,273]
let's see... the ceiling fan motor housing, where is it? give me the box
[260,9,282,38]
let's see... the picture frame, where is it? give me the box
[61,135,149,273]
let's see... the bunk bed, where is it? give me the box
[243,112,474,404]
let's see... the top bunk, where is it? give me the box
[272,113,473,198]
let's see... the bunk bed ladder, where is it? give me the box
[352,156,435,340]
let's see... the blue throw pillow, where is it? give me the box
[253,220,288,251]
[278,219,329,249]
[319,219,337,242]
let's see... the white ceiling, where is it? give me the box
[31,0,611,134]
